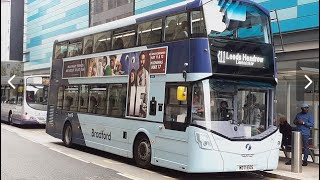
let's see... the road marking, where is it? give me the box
[91,162,109,169]
[103,159,123,165]
[3,127,15,133]
[18,135,39,144]
[142,169,155,174]
[117,173,144,180]
[49,148,90,163]
[162,175,176,179]
[31,131,44,134]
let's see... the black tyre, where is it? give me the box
[8,112,13,125]
[63,123,73,147]
[134,135,152,169]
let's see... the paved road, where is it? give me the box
[1,123,284,180]
[1,125,129,180]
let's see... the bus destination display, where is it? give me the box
[217,50,266,68]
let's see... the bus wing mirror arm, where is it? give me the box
[183,70,187,82]
[183,63,188,82]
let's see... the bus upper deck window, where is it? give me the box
[55,42,68,59]
[94,32,111,53]
[112,28,136,50]
[138,19,162,46]
[113,38,124,50]
[83,36,94,55]
[191,11,206,37]
[165,13,188,42]
[67,40,83,57]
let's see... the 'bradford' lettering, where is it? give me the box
[91,129,111,140]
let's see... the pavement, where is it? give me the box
[263,157,319,180]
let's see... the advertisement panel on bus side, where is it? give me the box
[62,47,168,79]
[125,47,167,119]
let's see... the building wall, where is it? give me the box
[24,0,89,72]
[90,0,134,26]
[1,0,11,62]
[135,0,319,32]
[10,0,24,61]
[135,0,185,14]
[256,0,319,33]
[1,0,24,62]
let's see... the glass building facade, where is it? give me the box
[24,0,89,73]
[90,0,134,26]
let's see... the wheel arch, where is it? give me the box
[130,128,153,159]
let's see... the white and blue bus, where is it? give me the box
[1,75,49,125]
[46,0,282,172]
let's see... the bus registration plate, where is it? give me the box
[238,165,254,171]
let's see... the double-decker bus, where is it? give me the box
[1,75,50,125]
[46,0,282,172]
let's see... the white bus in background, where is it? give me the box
[1,75,50,125]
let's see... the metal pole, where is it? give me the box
[291,131,302,173]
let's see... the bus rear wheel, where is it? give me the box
[63,123,73,147]
[8,112,13,125]
[134,135,152,169]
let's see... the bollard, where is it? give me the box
[291,131,302,173]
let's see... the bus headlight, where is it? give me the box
[195,132,213,150]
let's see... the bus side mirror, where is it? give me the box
[177,86,187,101]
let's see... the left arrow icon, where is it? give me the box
[8,75,16,89]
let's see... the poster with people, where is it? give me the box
[127,51,149,118]
[86,55,126,77]
[62,46,168,119]
[126,47,167,118]
[63,55,128,78]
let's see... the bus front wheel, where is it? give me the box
[134,135,152,169]
[63,123,73,147]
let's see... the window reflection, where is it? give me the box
[191,11,206,37]
[138,19,162,45]
[94,32,111,53]
[88,85,107,115]
[55,42,68,59]
[206,1,271,44]
[78,85,89,112]
[165,13,189,41]
[164,85,188,123]
[106,84,127,117]
[83,36,94,55]
[63,86,79,111]
[112,28,136,50]
[67,40,83,57]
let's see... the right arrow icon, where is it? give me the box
[304,75,313,89]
